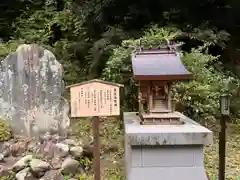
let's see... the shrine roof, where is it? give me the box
[131,49,193,81]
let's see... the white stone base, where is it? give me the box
[128,146,208,180]
[130,166,207,180]
[124,112,213,180]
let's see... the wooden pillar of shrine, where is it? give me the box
[167,84,172,111]
[148,84,153,113]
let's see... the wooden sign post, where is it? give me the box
[67,79,124,180]
[219,94,230,180]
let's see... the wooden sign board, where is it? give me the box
[68,79,124,117]
[220,96,230,115]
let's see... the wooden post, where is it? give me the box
[138,81,141,113]
[68,79,124,180]
[168,84,171,111]
[92,116,101,180]
[219,94,230,180]
[219,114,227,180]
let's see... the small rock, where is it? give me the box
[55,143,69,158]
[61,157,79,174]
[2,148,11,157]
[103,143,119,153]
[0,165,4,175]
[41,132,52,141]
[30,159,50,173]
[0,142,9,151]
[63,139,81,146]
[13,155,33,172]
[11,141,30,157]
[0,165,9,176]
[25,172,37,180]
[27,141,39,153]
[32,171,46,178]
[49,128,59,135]
[0,153,4,162]
[52,135,63,143]
[15,167,30,180]
[1,142,11,156]
[82,145,94,159]
[51,157,62,169]
[43,141,55,157]
[40,140,48,152]
[3,142,11,148]
[39,170,64,180]
[70,146,83,159]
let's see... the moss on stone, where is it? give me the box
[0,171,15,180]
[0,118,11,141]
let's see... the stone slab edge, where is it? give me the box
[124,112,213,146]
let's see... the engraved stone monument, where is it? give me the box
[0,44,70,136]
[124,47,213,180]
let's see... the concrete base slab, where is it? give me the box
[130,166,207,180]
[124,112,213,180]
[125,112,212,145]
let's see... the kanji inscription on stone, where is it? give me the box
[68,79,123,117]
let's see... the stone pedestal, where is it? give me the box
[124,112,213,180]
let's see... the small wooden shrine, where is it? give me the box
[131,47,193,125]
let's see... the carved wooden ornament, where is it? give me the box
[68,79,123,117]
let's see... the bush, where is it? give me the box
[0,40,24,59]
[173,47,234,120]
[0,171,15,180]
[0,118,12,141]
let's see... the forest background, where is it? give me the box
[1,0,240,179]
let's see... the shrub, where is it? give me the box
[0,118,12,141]
[172,47,234,120]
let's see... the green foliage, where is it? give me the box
[140,25,182,47]
[173,47,236,120]
[11,0,89,84]
[78,173,94,180]
[103,26,239,120]
[1,1,240,179]
[0,0,239,121]
[182,28,230,48]
[0,40,24,59]
[79,157,92,170]
[7,0,129,85]
[104,168,125,180]
[0,171,15,180]
[103,46,137,110]
[15,1,85,44]
[63,175,71,180]
[0,118,11,142]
